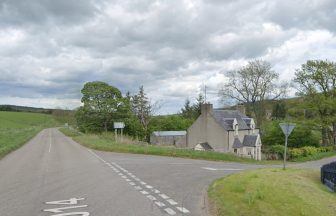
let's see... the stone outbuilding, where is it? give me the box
[187,103,262,160]
[150,131,187,148]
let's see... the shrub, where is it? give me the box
[269,145,285,158]
[301,146,318,156]
[289,148,304,159]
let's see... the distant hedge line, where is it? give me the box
[265,145,335,160]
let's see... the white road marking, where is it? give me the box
[134,186,142,190]
[177,207,190,213]
[87,150,192,214]
[159,194,169,199]
[140,190,149,195]
[167,199,178,205]
[164,208,176,215]
[202,167,243,171]
[43,205,87,213]
[146,195,157,201]
[45,198,85,205]
[155,201,166,207]
[152,189,160,194]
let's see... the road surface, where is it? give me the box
[0,128,334,216]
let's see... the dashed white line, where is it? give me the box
[159,194,170,199]
[177,207,190,213]
[88,150,191,215]
[155,201,166,207]
[164,208,176,215]
[167,199,178,205]
[146,195,157,201]
[140,190,149,195]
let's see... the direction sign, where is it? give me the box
[114,122,125,129]
[279,123,295,137]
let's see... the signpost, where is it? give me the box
[114,122,125,142]
[279,123,296,170]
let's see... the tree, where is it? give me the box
[220,59,287,126]
[272,101,287,120]
[193,93,205,117]
[79,81,125,132]
[294,60,336,146]
[131,86,154,138]
[181,99,193,119]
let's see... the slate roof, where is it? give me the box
[232,137,243,148]
[212,109,250,131]
[197,142,213,150]
[242,118,252,127]
[152,131,187,136]
[242,135,258,147]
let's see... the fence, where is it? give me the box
[321,161,336,192]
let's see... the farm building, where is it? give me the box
[187,103,262,160]
[150,131,187,148]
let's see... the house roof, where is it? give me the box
[196,142,213,150]
[232,137,243,148]
[212,109,250,130]
[152,131,187,136]
[242,135,258,147]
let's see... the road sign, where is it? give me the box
[279,123,295,137]
[114,122,125,129]
[279,122,296,170]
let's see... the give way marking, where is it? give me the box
[43,197,90,216]
[201,167,243,171]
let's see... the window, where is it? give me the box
[234,124,238,136]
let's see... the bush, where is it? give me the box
[289,148,304,159]
[301,146,318,156]
[269,145,285,158]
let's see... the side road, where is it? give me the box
[0,128,334,216]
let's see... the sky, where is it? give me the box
[0,0,335,114]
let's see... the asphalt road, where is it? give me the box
[0,128,334,216]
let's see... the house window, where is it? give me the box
[234,124,239,136]
[234,149,237,153]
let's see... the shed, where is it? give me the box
[150,131,187,148]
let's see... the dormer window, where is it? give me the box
[233,118,238,136]
[250,119,255,134]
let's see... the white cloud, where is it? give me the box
[0,0,335,113]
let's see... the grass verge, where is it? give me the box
[0,111,58,159]
[59,127,274,164]
[208,168,336,216]
[290,151,336,162]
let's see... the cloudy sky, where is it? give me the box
[0,0,335,113]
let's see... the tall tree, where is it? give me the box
[294,60,336,146]
[80,81,125,132]
[220,59,286,126]
[131,86,152,135]
[272,101,287,120]
[181,99,194,119]
[193,93,205,117]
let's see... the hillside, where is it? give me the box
[0,104,54,114]
[0,111,58,159]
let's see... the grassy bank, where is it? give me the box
[208,168,336,216]
[0,111,58,159]
[59,127,266,163]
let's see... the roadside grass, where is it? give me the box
[59,127,270,163]
[0,111,58,159]
[290,151,336,162]
[208,168,336,216]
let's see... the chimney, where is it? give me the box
[236,104,246,115]
[201,103,213,115]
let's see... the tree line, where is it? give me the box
[75,59,336,147]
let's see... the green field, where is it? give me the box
[208,168,336,216]
[0,111,58,159]
[59,127,281,164]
